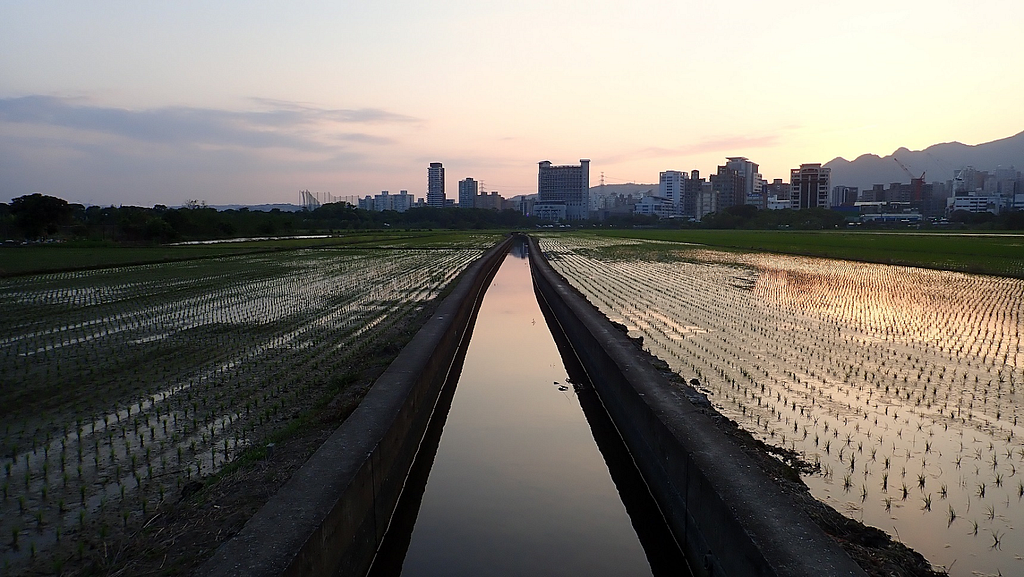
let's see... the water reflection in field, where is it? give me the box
[542,235,1024,577]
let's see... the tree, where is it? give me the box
[9,193,72,239]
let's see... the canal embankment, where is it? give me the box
[198,236,513,577]
[528,235,867,577]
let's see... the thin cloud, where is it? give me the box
[0,96,416,205]
[330,133,396,145]
[248,97,419,124]
[678,134,780,155]
[599,134,783,164]
[0,96,410,150]
[411,153,527,170]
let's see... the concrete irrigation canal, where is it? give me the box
[200,235,866,577]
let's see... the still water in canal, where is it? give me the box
[367,241,687,577]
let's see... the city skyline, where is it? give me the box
[3,1,1023,207]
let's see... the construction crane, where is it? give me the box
[893,159,926,202]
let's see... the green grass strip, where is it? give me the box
[589,229,1024,278]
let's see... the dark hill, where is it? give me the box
[825,130,1024,190]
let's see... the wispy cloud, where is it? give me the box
[330,132,397,145]
[247,98,419,124]
[0,96,413,150]
[0,95,426,205]
[598,133,784,165]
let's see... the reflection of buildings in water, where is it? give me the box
[752,260,923,337]
[511,237,529,259]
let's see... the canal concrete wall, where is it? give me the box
[527,236,866,577]
[199,237,513,577]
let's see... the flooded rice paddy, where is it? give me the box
[540,235,1023,577]
[0,241,496,571]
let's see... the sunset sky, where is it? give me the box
[3,1,1023,206]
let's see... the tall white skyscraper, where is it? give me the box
[659,170,685,215]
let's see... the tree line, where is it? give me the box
[0,194,540,243]
[2,193,1021,244]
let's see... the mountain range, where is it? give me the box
[824,130,1024,192]
[588,183,658,197]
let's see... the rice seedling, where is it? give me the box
[989,529,1003,550]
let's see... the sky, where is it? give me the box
[3,1,1023,207]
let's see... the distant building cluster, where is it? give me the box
[824,166,1022,222]
[622,158,832,221]
[947,166,1024,215]
[353,162,518,214]
[619,158,1022,224]
[357,190,415,213]
[335,154,1023,223]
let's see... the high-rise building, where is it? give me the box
[475,191,505,210]
[710,165,746,210]
[427,162,445,208]
[953,166,983,195]
[831,186,858,207]
[659,171,685,215]
[765,178,790,210]
[659,169,706,218]
[726,157,761,206]
[458,178,478,208]
[537,159,590,220]
[697,181,718,220]
[790,164,832,209]
[683,170,705,218]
